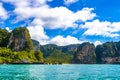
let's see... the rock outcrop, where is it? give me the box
[59,44,80,54]
[73,42,96,64]
[8,27,33,51]
[32,39,40,51]
[96,41,120,64]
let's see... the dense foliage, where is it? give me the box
[41,44,78,57]
[0,47,38,63]
[0,28,10,47]
[0,27,73,64]
[96,41,120,63]
[44,49,73,64]
[41,44,76,64]
[34,51,43,62]
[0,28,43,63]
[1,27,120,64]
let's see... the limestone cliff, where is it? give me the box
[73,42,96,64]
[32,40,40,51]
[96,41,120,64]
[8,27,33,51]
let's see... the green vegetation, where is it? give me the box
[0,27,43,64]
[9,27,34,51]
[44,49,73,64]
[0,27,73,64]
[0,47,44,64]
[0,47,39,63]
[40,44,76,64]
[0,28,10,47]
[0,47,35,63]
[1,27,120,64]
[95,41,120,63]
[34,51,43,62]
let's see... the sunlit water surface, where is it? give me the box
[0,64,120,80]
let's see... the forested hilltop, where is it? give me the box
[0,27,43,64]
[1,27,120,64]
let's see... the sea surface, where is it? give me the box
[0,64,120,80]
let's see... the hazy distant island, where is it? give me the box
[0,27,120,64]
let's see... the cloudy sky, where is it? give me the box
[0,0,120,46]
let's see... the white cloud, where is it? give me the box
[48,0,53,1]
[0,3,8,19]
[94,41,102,46]
[64,0,78,5]
[2,0,97,45]
[27,26,49,41]
[81,19,120,37]
[27,18,88,46]
[2,0,52,6]
[5,27,11,32]
[2,0,96,45]
[14,7,95,29]
[27,20,84,45]
[28,26,49,45]
[49,35,82,46]
[3,0,96,29]
[27,19,49,45]
[2,0,120,46]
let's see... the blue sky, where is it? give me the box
[0,0,120,46]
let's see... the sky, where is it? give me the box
[0,0,120,46]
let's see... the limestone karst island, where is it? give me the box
[0,27,120,64]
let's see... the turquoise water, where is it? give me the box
[0,64,120,80]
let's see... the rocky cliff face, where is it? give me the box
[59,44,80,54]
[8,27,33,51]
[73,42,96,64]
[96,41,120,64]
[32,40,40,51]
